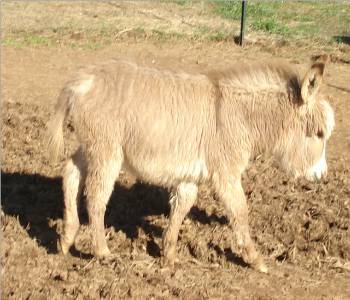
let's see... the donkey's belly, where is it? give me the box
[122,155,209,187]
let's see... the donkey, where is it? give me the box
[47,55,334,273]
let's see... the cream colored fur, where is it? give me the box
[47,56,334,273]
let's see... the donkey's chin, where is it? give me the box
[280,163,327,182]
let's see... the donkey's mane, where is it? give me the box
[206,61,301,94]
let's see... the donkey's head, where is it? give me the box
[277,55,334,181]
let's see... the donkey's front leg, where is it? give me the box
[214,177,267,273]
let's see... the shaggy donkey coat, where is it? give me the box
[47,55,334,272]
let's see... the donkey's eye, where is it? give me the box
[316,129,324,139]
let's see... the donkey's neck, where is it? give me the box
[249,92,295,156]
[220,90,295,158]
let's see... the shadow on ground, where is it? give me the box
[2,172,63,254]
[1,172,168,255]
[2,172,230,260]
[333,35,350,45]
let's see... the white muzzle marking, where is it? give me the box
[306,148,327,181]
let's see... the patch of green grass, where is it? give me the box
[213,1,242,20]
[214,1,283,20]
[1,38,23,48]
[2,35,52,48]
[212,1,350,40]
[24,35,51,46]
[251,19,290,35]
[213,1,292,35]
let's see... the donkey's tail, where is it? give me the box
[46,75,94,163]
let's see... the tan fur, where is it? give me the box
[47,57,334,272]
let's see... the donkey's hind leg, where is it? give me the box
[60,148,86,255]
[84,147,123,258]
[162,182,198,267]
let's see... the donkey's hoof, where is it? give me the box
[251,257,268,274]
[95,248,112,259]
[161,256,176,269]
[99,253,119,264]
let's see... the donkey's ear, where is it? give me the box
[301,60,327,104]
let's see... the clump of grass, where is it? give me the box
[208,31,230,42]
[195,25,211,35]
[151,29,185,41]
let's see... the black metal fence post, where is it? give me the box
[239,0,247,46]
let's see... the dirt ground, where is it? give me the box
[2,36,350,299]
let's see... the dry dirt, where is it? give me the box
[2,38,350,299]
